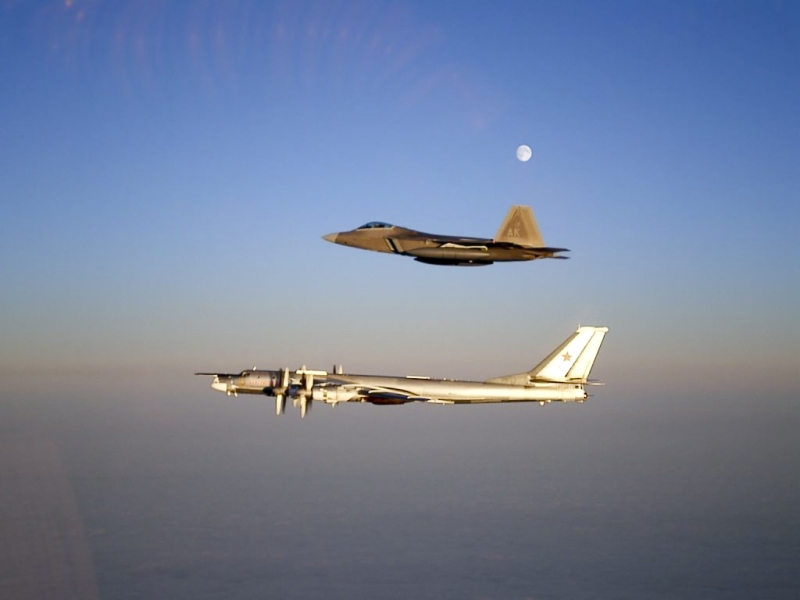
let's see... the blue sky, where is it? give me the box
[1,0,797,398]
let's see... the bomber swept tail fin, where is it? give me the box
[486,326,609,386]
[494,205,545,247]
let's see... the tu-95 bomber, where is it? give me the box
[196,326,608,418]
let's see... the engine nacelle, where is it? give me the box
[312,386,360,404]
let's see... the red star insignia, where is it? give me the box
[561,351,572,362]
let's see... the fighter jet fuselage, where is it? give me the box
[323,205,568,266]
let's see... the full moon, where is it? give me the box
[516,144,532,162]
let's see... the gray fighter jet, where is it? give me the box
[196,326,608,417]
[322,205,568,266]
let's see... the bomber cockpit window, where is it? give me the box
[358,221,393,229]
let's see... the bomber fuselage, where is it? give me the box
[313,373,587,404]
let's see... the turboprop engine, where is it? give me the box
[270,368,291,415]
[293,366,327,417]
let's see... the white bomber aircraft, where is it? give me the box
[196,326,608,418]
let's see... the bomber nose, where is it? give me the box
[322,233,338,243]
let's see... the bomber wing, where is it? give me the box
[195,372,239,377]
[319,378,492,404]
[322,379,422,402]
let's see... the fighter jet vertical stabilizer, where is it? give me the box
[493,205,545,247]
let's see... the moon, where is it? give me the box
[516,144,532,162]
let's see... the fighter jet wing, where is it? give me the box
[416,236,570,255]
[413,235,493,247]
[489,241,570,252]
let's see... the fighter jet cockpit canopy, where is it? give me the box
[357,221,393,230]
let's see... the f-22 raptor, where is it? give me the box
[322,205,568,266]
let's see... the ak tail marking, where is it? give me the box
[494,205,545,247]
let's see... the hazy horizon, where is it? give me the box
[1,1,798,598]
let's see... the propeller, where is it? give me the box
[273,368,290,416]
[297,367,314,418]
[293,366,326,418]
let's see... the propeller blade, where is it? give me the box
[300,395,310,418]
[280,367,290,390]
[293,366,326,418]
[271,368,291,416]
[304,372,314,393]
[275,394,286,416]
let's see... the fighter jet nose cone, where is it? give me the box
[322,233,338,243]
